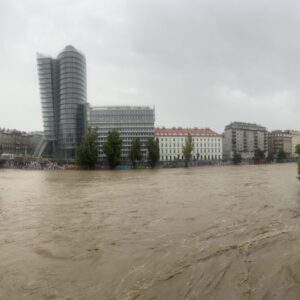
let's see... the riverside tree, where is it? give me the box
[103,129,122,169]
[182,134,194,167]
[146,137,160,168]
[267,152,274,163]
[297,159,300,182]
[254,149,265,161]
[277,150,287,162]
[129,138,142,168]
[296,145,300,182]
[232,152,242,165]
[76,128,99,169]
[295,144,300,156]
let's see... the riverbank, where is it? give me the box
[0,158,296,171]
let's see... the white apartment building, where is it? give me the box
[155,127,223,162]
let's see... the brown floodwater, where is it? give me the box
[0,163,300,300]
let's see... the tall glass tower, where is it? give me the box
[37,45,87,160]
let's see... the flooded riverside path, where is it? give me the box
[0,164,300,300]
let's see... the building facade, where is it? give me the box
[88,106,155,162]
[223,122,268,160]
[0,129,43,158]
[268,130,292,157]
[155,127,223,162]
[285,130,300,157]
[37,45,87,160]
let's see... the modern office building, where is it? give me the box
[155,127,223,162]
[223,122,268,160]
[268,130,292,158]
[88,106,155,162]
[37,45,87,160]
[285,130,300,157]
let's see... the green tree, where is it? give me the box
[254,149,265,161]
[146,137,160,168]
[297,159,300,182]
[0,159,6,167]
[103,129,122,169]
[232,152,242,165]
[266,152,274,162]
[182,134,194,167]
[76,128,99,169]
[277,150,287,162]
[129,138,142,168]
[295,144,300,156]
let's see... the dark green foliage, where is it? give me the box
[182,134,194,167]
[295,144,300,156]
[129,138,142,168]
[0,159,6,167]
[232,152,242,165]
[297,159,300,182]
[276,150,287,162]
[146,137,160,168]
[103,129,122,169]
[254,149,265,161]
[76,128,99,169]
[267,152,274,162]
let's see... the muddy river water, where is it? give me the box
[0,163,300,300]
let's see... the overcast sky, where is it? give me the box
[1,0,300,133]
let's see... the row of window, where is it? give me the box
[93,127,153,131]
[59,66,86,74]
[97,133,153,138]
[161,155,222,161]
[59,58,85,67]
[160,143,221,148]
[60,79,86,87]
[161,149,221,154]
[60,85,86,92]
[60,74,86,81]
[59,53,85,60]
[90,115,152,120]
[159,137,221,142]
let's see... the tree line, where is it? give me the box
[232,145,300,165]
[77,130,300,171]
[76,130,196,169]
[76,129,160,169]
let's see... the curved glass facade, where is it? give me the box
[37,46,87,160]
[58,46,87,158]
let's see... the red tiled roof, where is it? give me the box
[155,127,220,136]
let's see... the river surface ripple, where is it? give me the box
[0,163,300,300]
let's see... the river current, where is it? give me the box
[0,163,300,300]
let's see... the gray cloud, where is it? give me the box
[0,0,299,133]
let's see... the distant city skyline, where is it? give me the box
[1,0,300,133]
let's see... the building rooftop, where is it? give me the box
[225,122,267,131]
[155,127,220,136]
[90,105,154,111]
[0,129,31,137]
[64,45,76,51]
